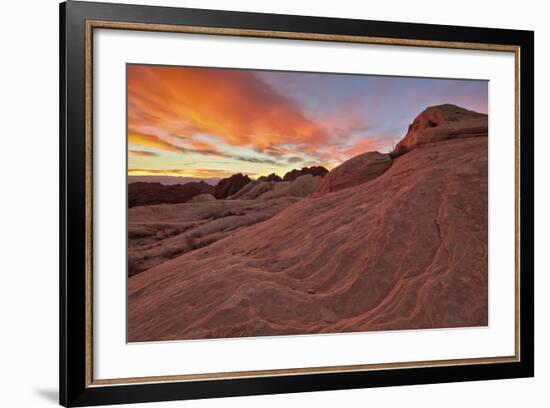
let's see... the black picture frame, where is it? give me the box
[60,1,534,406]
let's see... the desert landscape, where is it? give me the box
[127,102,488,342]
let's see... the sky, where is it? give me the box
[127,65,488,180]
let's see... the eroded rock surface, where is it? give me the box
[128,197,300,277]
[319,151,392,195]
[129,136,488,341]
[391,104,487,157]
[128,104,489,342]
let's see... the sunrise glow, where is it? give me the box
[127,65,488,180]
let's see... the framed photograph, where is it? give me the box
[60,1,534,406]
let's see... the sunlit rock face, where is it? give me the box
[391,104,488,157]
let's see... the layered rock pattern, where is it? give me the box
[391,104,488,157]
[128,197,300,277]
[128,104,489,341]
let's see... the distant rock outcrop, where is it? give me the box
[259,175,323,199]
[190,193,216,202]
[128,181,213,208]
[228,181,273,200]
[258,173,282,182]
[391,104,488,157]
[319,151,392,196]
[128,176,220,186]
[229,175,323,200]
[283,166,328,182]
[213,173,251,199]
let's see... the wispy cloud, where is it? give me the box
[129,168,258,179]
[192,168,258,178]
[287,156,304,163]
[127,66,399,172]
[129,131,285,166]
[128,132,187,154]
[129,150,158,158]
[127,65,488,178]
[128,66,328,151]
[340,138,388,158]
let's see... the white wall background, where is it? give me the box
[0,0,546,407]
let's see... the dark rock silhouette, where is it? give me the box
[283,166,328,181]
[128,181,212,208]
[258,173,282,182]
[128,175,220,186]
[212,173,251,199]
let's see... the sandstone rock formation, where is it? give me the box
[212,173,251,199]
[229,175,323,200]
[128,181,213,208]
[128,197,300,277]
[391,104,488,157]
[228,180,275,200]
[319,151,392,195]
[259,175,322,199]
[128,104,489,341]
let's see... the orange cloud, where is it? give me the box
[128,132,186,154]
[342,138,386,158]
[129,168,257,178]
[191,169,258,178]
[127,65,395,178]
[129,130,284,167]
[127,66,328,151]
[128,169,188,176]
